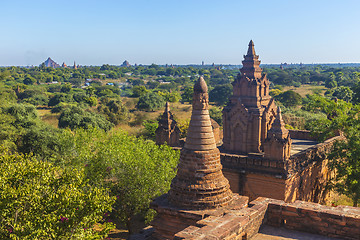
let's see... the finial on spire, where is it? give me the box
[194,76,208,93]
[247,40,256,56]
[192,76,209,110]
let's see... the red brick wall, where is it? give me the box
[223,170,242,193]
[266,199,360,239]
[243,173,285,201]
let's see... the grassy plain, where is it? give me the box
[283,84,327,97]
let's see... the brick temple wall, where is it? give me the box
[288,129,316,140]
[158,197,360,240]
[173,197,268,240]
[266,199,360,239]
[220,135,343,203]
[243,173,285,201]
[285,158,330,203]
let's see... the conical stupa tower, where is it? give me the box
[169,77,233,209]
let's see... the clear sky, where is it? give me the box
[1,0,360,66]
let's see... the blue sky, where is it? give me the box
[1,0,360,66]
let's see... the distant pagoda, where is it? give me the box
[121,60,131,67]
[41,57,60,68]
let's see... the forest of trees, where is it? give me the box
[1,63,360,238]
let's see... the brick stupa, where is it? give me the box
[168,76,233,209]
[155,102,180,147]
[150,77,247,239]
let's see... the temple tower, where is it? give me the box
[168,76,233,209]
[222,40,277,153]
[155,102,180,146]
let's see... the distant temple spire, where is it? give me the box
[73,61,77,69]
[155,102,180,146]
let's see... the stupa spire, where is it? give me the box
[169,76,233,209]
[268,107,289,139]
[184,76,215,150]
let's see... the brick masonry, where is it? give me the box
[221,135,344,203]
[149,197,360,240]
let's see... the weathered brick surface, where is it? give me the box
[148,196,360,240]
[266,199,360,240]
[156,102,180,147]
[168,77,233,210]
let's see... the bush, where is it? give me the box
[0,148,115,239]
[97,97,129,125]
[136,92,165,111]
[58,106,113,131]
[23,94,49,106]
[209,106,223,126]
[48,93,74,107]
[274,90,302,107]
[3,103,39,128]
[20,125,73,159]
[141,119,158,140]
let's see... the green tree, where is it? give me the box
[131,85,148,97]
[209,106,223,126]
[142,119,158,141]
[59,129,179,233]
[181,86,193,103]
[58,106,113,131]
[209,84,232,105]
[275,90,302,107]
[23,76,36,85]
[333,86,353,102]
[136,92,165,111]
[97,97,129,124]
[61,83,72,93]
[308,99,360,206]
[0,148,115,239]
[328,125,360,207]
[48,93,74,107]
[20,125,73,159]
[3,103,39,128]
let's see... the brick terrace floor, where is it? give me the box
[290,139,318,155]
[251,225,340,240]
